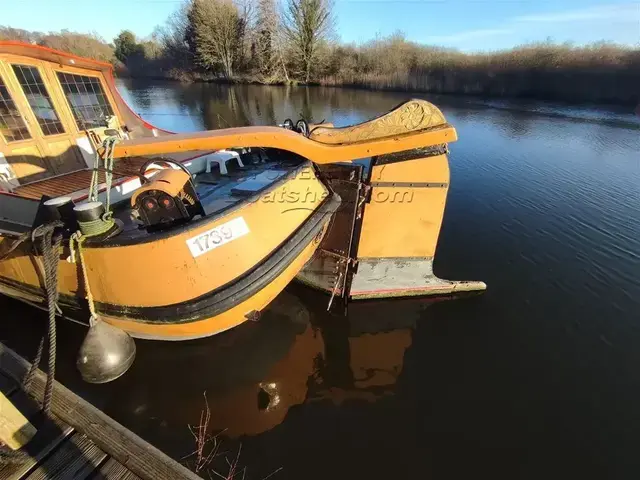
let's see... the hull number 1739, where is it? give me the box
[186,217,250,258]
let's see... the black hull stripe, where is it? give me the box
[0,193,341,324]
[0,276,82,316]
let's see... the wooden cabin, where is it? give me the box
[0,42,163,190]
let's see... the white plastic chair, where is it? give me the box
[205,150,245,175]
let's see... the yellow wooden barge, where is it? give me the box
[0,42,484,380]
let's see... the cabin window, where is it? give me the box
[56,72,114,130]
[0,75,31,142]
[11,65,65,136]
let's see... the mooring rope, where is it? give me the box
[24,222,63,413]
[0,221,63,461]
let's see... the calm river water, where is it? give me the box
[1,80,640,479]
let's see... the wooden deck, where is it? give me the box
[12,157,153,200]
[11,151,214,200]
[0,342,201,480]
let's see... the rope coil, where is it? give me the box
[77,217,115,238]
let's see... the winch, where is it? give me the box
[132,168,204,231]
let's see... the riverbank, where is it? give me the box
[117,69,640,108]
[317,69,639,107]
[2,27,638,106]
[116,42,640,107]
[320,42,640,106]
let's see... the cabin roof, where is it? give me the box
[0,41,112,73]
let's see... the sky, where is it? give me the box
[1,0,638,52]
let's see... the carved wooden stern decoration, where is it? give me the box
[308,100,447,144]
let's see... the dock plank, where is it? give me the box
[0,343,201,480]
[95,458,142,480]
[0,391,36,450]
[0,389,75,480]
[24,432,106,480]
[0,417,74,480]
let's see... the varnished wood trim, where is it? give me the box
[114,125,457,164]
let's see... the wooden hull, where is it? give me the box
[0,40,486,338]
[0,167,339,340]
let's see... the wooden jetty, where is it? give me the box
[0,342,201,480]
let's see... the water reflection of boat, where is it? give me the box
[105,289,455,439]
[303,288,452,406]
[104,291,322,437]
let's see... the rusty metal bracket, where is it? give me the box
[358,184,372,211]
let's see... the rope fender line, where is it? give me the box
[69,232,98,326]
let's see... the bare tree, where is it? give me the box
[235,0,257,72]
[0,26,39,43]
[187,0,243,78]
[282,0,335,83]
[254,0,278,76]
[151,1,195,77]
[39,30,115,63]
